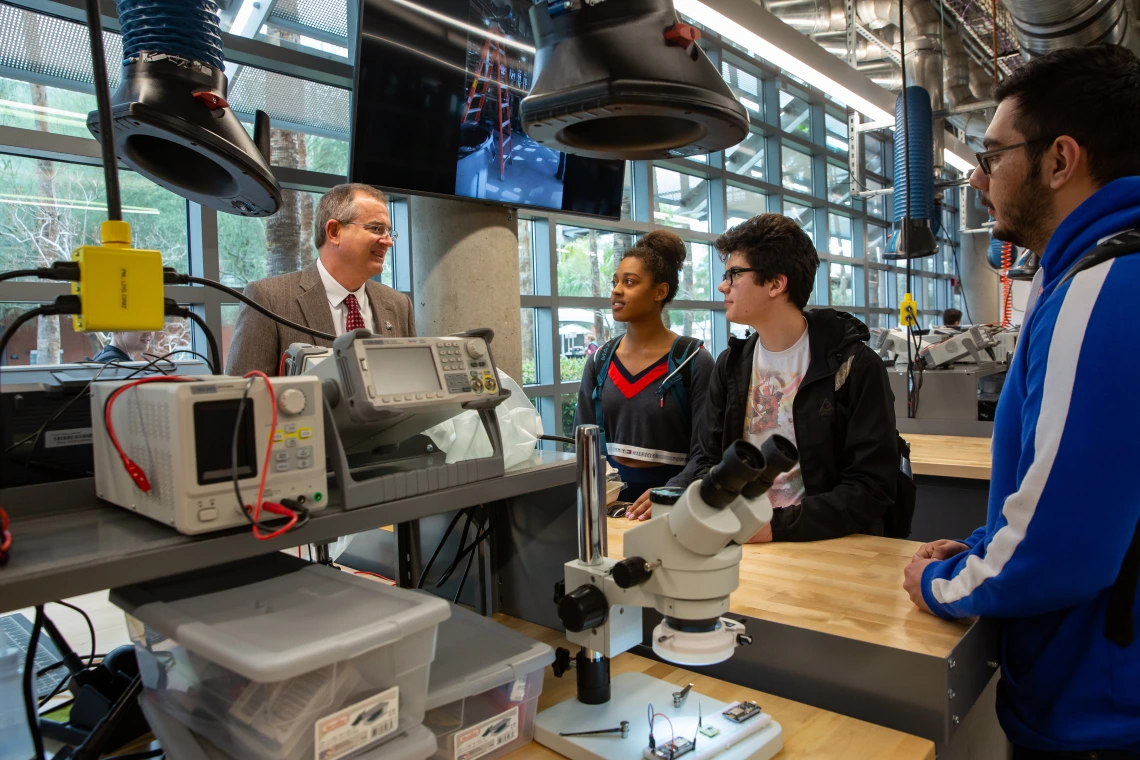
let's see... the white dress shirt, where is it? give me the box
[317,257,374,337]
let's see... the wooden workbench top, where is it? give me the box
[499,616,935,760]
[607,520,971,658]
[904,434,992,480]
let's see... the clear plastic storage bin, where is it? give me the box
[139,691,439,760]
[111,555,450,760]
[423,603,553,760]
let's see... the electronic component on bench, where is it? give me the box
[722,701,762,724]
[312,329,503,454]
[650,737,694,760]
[91,375,327,535]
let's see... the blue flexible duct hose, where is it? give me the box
[117,0,225,71]
[893,85,933,226]
[987,235,1006,269]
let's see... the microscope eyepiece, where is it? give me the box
[741,435,799,499]
[699,440,764,509]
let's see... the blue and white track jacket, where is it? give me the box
[921,177,1140,751]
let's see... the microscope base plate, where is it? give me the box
[535,672,782,760]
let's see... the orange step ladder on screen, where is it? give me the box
[461,31,513,180]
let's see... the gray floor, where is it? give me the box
[482,134,564,208]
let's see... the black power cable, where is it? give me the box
[24,605,46,760]
[178,276,337,342]
[416,509,469,589]
[163,303,220,374]
[84,0,120,222]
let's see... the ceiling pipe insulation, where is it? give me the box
[1002,0,1132,57]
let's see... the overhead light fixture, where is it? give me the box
[674,0,893,123]
[943,150,976,174]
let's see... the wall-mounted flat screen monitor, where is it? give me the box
[351,0,627,219]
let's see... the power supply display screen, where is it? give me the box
[366,347,442,395]
[194,399,257,485]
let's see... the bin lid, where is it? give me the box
[112,554,450,682]
[425,601,554,710]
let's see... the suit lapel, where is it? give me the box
[366,280,396,334]
[298,262,337,345]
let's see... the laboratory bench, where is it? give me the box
[493,493,1003,760]
[0,449,578,614]
[498,616,936,760]
[903,433,993,543]
[22,594,935,760]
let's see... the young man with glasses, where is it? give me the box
[693,213,900,542]
[226,183,415,376]
[903,45,1140,759]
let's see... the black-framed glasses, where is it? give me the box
[974,138,1053,175]
[343,221,399,240]
[721,267,763,285]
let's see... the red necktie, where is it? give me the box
[343,293,366,332]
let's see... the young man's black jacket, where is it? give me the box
[692,308,899,541]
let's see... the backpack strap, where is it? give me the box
[590,337,622,449]
[1058,229,1140,288]
[657,337,703,428]
[1051,229,1140,645]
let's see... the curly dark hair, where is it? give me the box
[994,44,1140,187]
[622,229,688,305]
[714,214,819,309]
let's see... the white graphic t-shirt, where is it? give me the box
[744,328,810,509]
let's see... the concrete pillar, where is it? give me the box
[957,231,1000,325]
[410,197,522,382]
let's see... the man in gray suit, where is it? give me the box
[226,183,415,376]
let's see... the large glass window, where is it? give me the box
[1,302,189,366]
[867,223,889,263]
[827,164,850,206]
[779,83,811,137]
[678,243,712,301]
[829,263,859,307]
[783,200,815,245]
[781,145,813,195]
[218,189,325,287]
[0,154,188,275]
[555,225,634,298]
[828,214,854,258]
[727,185,766,227]
[866,178,887,219]
[868,268,888,307]
[0,78,96,140]
[558,308,615,381]
[665,309,713,344]
[654,168,710,232]
[721,60,764,118]
[725,131,766,180]
[866,137,885,175]
[825,113,848,154]
[519,218,536,295]
[521,308,538,385]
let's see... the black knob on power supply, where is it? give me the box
[558,584,609,632]
[612,557,652,589]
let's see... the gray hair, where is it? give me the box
[313,183,390,249]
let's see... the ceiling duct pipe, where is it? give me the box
[761,0,846,33]
[944,28,989,152]
[1002,0,1131,57]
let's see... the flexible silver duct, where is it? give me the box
[969,59,992,102]
[761,0,845,34]
[943,29,977,107]
[1002,0,1131,57]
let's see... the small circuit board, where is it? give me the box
[698,724,721,738]
[722,701,762,724]
[651,738,695,760]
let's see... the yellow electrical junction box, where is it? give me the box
[71,220,165,332]
[899,292,919,329]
